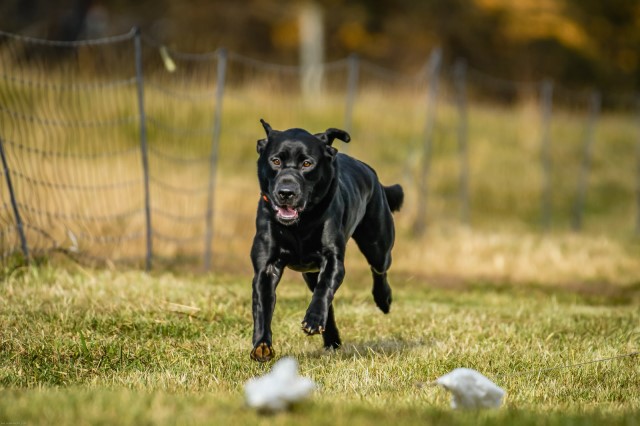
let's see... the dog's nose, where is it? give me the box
[277,188,296,203]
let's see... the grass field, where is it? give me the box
[1,260,638,425]
[1,44,640,424]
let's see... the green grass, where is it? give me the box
[1,265,638,425]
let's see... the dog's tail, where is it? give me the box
[384,184,404,212]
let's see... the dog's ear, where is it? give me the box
[257,118,274,154]
[325,145,338,158]
[315,128,351,146]
[260,118,272,136]
[256,138,268,154]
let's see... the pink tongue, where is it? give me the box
[277,206,298,219]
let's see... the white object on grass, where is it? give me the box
[244,357,316,412]
[434,368,505,409]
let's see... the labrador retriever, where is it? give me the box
[250,119,403,362]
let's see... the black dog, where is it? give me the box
[250,119,404,362]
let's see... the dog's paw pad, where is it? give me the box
[250,342,274,362]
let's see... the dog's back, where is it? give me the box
[336,153,404,214]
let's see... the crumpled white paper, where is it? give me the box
[434,368,505,409]
[244,357,316,412]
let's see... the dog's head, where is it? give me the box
[256,119,350,225]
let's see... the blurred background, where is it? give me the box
[1,0,639,283]
[1,0,639,92]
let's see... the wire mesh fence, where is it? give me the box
[1,29,639,272]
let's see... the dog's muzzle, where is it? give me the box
[272,174,304,224]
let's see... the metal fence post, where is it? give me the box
[453,59,470,225]
[204,48,227,271]
[344,53,359,138]
[0,137,29,264]
[134,27,153,271]
[572,90,600,232]
[636,95,640,236]
[539,79,554,231]
[413,47,442,235]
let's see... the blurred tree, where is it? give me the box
[563,0,640,88]
[0,0,638,91]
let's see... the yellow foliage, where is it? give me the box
[338,21,370,50]
[271,19,299,49]
[474,0,592,52]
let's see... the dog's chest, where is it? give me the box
[286,262,321,273]
[278,232,323,273]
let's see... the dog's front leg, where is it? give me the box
[250,260,283,362]
[302,253,345,335]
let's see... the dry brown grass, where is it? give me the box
[2,79,639,285]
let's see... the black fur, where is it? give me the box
[249,120,404,362]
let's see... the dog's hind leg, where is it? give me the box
[352,234,394,314]
[303,272,341,349]
[352,192,395,314]
[369,266,392,314]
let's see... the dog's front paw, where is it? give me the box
[301,311,326,335]
[250,342,275,362]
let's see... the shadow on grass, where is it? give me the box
[306,337,429,360]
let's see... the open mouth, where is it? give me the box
[273,204,301,223]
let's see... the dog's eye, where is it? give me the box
[271,158,281,167]
[302,160,313,168]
